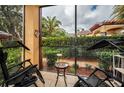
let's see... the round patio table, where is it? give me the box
[55,62,69,86]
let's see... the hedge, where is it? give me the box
[42,35,124,70]
[42,35,124,58]
[42,35,124,47]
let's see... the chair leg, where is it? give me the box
[55,75,59,86]
[74,80,80,87]
[34,83,38,87]
[108,79,114,87]
[35,68,45,84]
[1,82,6,87]
[64,69,67,87]
[64,77,67,86]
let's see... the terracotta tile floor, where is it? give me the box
[35,71,78,87]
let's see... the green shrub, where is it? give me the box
[72,63,79,69]
[6,48,21,68]
[42,35,124,47]
[85,64,92,70]
[59,48,72,58]
[0,48,21,85]
[96,51,113,71]
[42,35,124,59]
[45,50,58,67]
[69,63,79,74]
[69,67,75,74]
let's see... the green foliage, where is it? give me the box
[6,48,21,68]
[42,35,124,47]
[0,48,21,85]
[77,47,97,58]
[69,63,79,74]
[51,29,67,37]
[69,67,75,74]
[42,37,74,47]
[0,6,23,40]
[45,50,59,67]
[0,68,3,84]
[41,16,67,37]
[112,5,124,19]
[85,64,92,70]
[42,35,124,59]
[72,63,79,69]
[57,48,68,58]
[96,51,113,71]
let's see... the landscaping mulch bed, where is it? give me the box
[77,67,107,78]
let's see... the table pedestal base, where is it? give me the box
[55,69,67,86]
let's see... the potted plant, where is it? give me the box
[45,50,58,67]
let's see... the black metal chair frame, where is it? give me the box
[0,49,45,87]
[74,67,124,87]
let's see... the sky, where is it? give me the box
[41,5,114,33]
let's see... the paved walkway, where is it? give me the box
[35,71,78,87]
[35,71,120,87]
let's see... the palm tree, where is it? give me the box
[112,5,124,19]
[41,16,62,37]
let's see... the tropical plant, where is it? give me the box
[0,5,23,40]
[41,16,66,37]
[51,28,67,37]
[112,5,124,19]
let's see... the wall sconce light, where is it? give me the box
[34,30,40,38]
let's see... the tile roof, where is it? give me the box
[89,19,124,31]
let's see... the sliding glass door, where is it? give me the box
[40,5,77,74]
[40,5,115,75]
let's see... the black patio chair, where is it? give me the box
[74,67,124,87]
[0,49,45,87]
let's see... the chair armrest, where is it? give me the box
[8,59,31,70]
[5,65,37,84]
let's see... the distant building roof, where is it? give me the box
[77,30,92,35]
[89,19,124,32]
